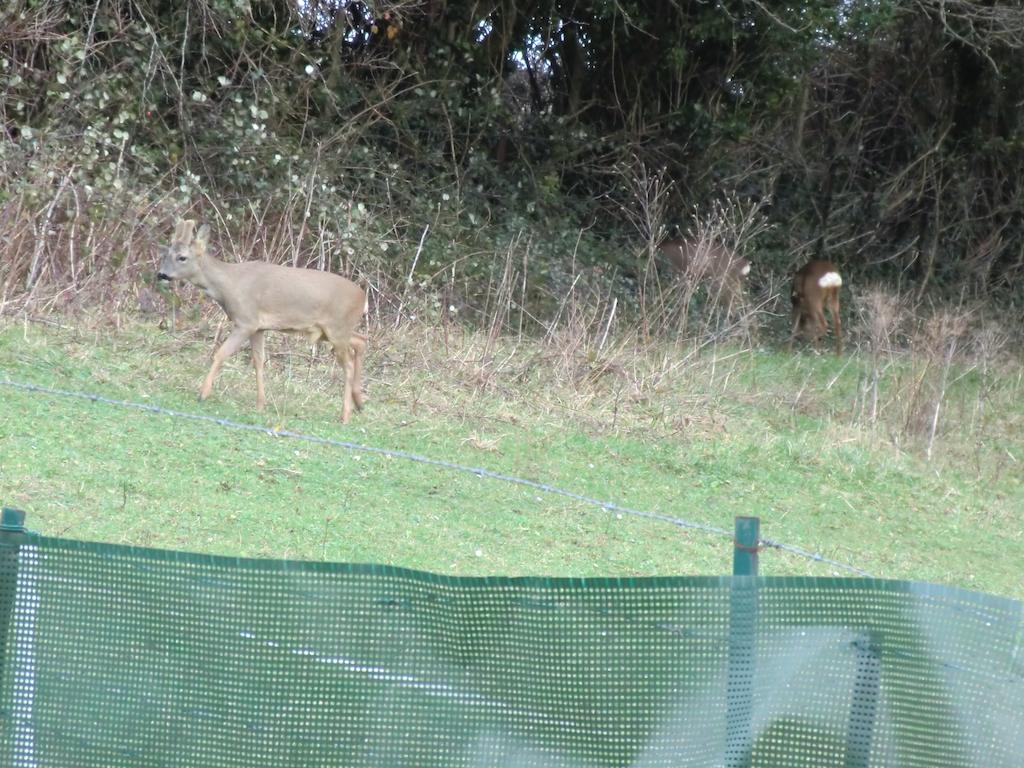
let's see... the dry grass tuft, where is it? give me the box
[845,294,1021,461]
[852,285,908,427]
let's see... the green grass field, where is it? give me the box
[1,315,1021,598]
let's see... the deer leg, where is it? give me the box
[722,278,740,317]
[331,343,355,424]
[807,304,826,349]
[250,330,267,409]
[788,305,803,351]
[322,325,356,424]
[827,291,843,355]
[349,333,367,410]
[200,327,252,402]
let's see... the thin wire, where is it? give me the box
[759,538,871,577]
[0,376,871,576]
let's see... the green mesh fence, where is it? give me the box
[0,532,1021,767]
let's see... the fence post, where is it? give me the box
[0,508,27,717]
[0,506,27,622]
[844,633,880,768]
[725,516,760,768]
[732,516,760,576]
[0,507,37,768]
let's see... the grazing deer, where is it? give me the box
[658,238,751,312]
[789,260,843,355]
[157,220,367,423]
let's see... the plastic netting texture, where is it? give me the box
[0,536,1020,767]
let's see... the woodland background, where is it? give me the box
[3,0,1024,323]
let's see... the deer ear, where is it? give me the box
[173,219,196,244]
[195,224,210,248]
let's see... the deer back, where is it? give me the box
[222,260,365,333]
[658,239,750,282]
[791,260,842,308]
[658,239,751,310]
[158,221,365,336]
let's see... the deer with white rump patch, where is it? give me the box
[789,259,843,355]
[157,220,367,423]
[658,238,751,313]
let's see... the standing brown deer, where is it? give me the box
[789,260,843,355]
[658,238,751,312]
[157,220,367,423]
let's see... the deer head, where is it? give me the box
[157,220,209,283]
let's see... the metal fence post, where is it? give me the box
[0,508,27,721]
[732,516,760,577]
[844,632,881,768]
[0,507,37,768]
[725,516,760,768]
[0,507,26,623]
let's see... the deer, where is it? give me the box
[658,238,751,312]
[789,259,843,355]
[157,220,367,423]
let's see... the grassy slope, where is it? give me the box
[0,316,1021,598]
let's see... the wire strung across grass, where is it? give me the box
[0,377,871,577]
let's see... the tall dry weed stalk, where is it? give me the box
[681,199,770,345]
[480,235,524,353]
[616,158,674,340]
[966,321,1010,433]
[543,271,622,387]
[904,307,971,460]
[851,290,1018,462]
[617,157,772,349]
[854,286,905,425]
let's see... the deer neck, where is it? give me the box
[193,254,236,308]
